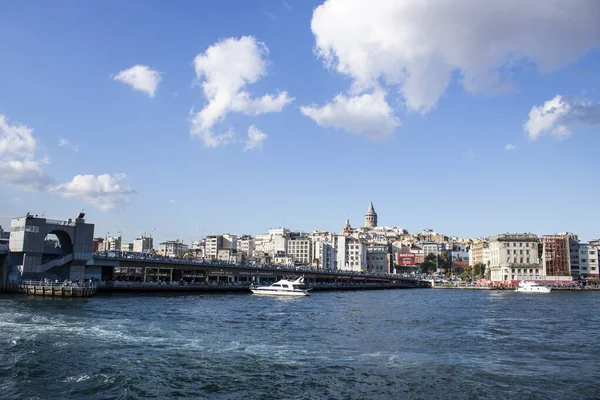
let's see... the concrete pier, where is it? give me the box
[0,282,97,297]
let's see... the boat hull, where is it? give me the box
[515,288,551,293]
[250,289,309,296]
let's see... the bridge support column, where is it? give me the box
[69,265,85,281]
[0,255,7,283]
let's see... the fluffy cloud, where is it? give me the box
[0,114,51,190]
[505,144,517,151]
[309,0,600,126]
[245,125,268,151]
[113,65,161,98]
[52,173,135,212]
[300,91,400,139]
[190,36,294,148]
[524,95,600,140]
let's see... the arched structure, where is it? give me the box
[7,213,94,282]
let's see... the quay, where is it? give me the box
[0,281,97,297]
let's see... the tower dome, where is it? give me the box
[364,201,377,229]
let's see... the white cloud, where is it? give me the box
[58,137,79,152]
[0,114,51,190]
[190,36,294,148]
[0,114,36,158]
[168,199,178,204]
[524,95,600,140]
[310,0,600,115]
[505,144,517,151]
[300,90,400,139]
[52,173,135,212]
[0,160,52,191]
[113,65,161,98]
[245,125,268,151]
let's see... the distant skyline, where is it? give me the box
[1,1,599,243]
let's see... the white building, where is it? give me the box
[236,236,254,259]
[254,228,289,257]
[287,236,312,265]
[422,242,441,258]
[312,240,336,270]
[159,240,188,258]
[578,243,599,279]
[488,233,540,282]
[336,236,366,272]
[133,235,154,253]
[105,235,121,251]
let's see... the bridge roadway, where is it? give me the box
[91,254,429,291]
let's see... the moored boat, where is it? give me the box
[515,281,551,293]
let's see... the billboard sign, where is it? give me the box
[397,252,416,266]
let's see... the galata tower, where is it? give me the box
[364,201,377,229]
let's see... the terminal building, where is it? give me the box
[6,212,94,282]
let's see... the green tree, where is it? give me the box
[421,253,437,274]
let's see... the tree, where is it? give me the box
[421,254,437,274]
[438,251,452,271]
[472,263,486,279]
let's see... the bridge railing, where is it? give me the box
[21,280,97,288]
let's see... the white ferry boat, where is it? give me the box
[250,277,310,296]
[515,281,552,293]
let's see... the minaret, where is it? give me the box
[364,201,377,229]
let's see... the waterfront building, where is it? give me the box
[366,243,391,274]
[364,202,378,229]
[133,235,154,254]
[336,235,366,272]
[287,235,312,265]
[578,243,598,279]
[489,233,540,282]
[542,233,575,278]
[159,240,188,258]
[469,240,488,266]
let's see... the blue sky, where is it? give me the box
[1,0,599,243]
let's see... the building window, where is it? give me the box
[526,243,530,247]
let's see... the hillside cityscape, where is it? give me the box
[27,202,593,284]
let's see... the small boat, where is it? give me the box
[250,277,310,296]
[515,281,551,293]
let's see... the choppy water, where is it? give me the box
[1,289,599,399]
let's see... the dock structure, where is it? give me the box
[1,281,97,297]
